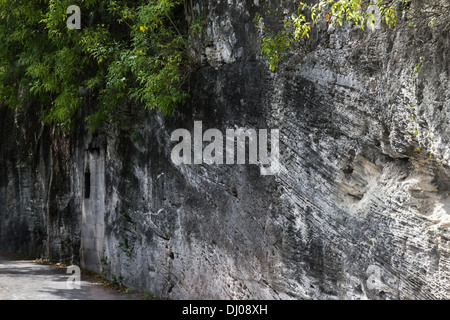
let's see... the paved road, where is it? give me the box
[0,255,141,300]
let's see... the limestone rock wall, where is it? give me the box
[1,0,450,300]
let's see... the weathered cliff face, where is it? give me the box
[0,104,85,263]
[1,0,450,299]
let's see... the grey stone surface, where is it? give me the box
[1,1,450,300]
[80,143,105,273]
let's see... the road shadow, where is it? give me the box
[0,254,141,300]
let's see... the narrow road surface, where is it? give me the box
[0,254,141,300]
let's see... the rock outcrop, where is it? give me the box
[1,0,450,299]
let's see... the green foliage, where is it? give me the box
[0,0,189,131]
[261,28,295,72]
[118,238,133,257]
[100,255,110,275]
[188,14,206,65]
[189,14,206,36]
[257,0,413,71]
[111,273,125,287]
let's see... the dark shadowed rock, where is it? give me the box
[1,1,450,300]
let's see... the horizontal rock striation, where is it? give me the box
[1,0,450,299]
